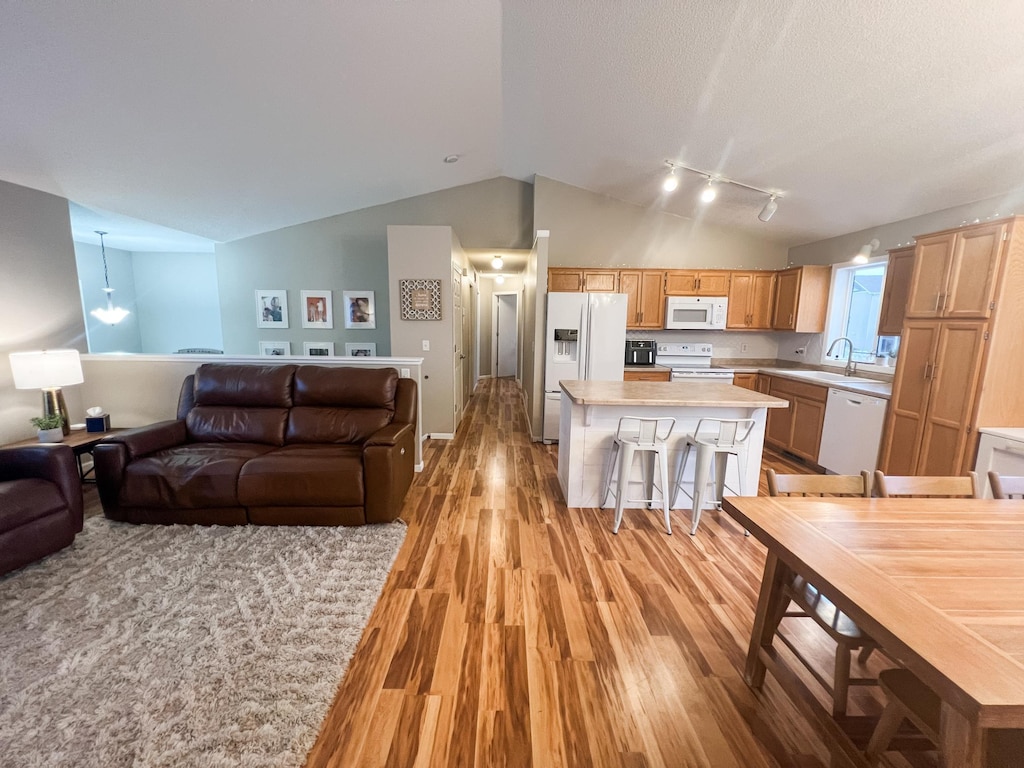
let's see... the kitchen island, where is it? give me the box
[557,380,788,511]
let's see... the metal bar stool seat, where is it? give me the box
[673,418,756,535]
[603,416,675,535]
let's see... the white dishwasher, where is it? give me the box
[817,388,888,475]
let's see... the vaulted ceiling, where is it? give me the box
[2,0,1022,249]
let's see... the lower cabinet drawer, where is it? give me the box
[623,369,671,382]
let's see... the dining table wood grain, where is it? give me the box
[721,495,1024,768]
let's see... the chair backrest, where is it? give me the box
[989,471,1024,499]
[692,418,756,450]
[615,416,675,447]
[766,469,872,498]
[873,470,980,498]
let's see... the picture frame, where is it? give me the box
[344,342,377,358]
[303,341,335,357]
[259,341,291,357]
[343,291,376,329]
[300,290,333,329]
[256,289,289,329]
[399,279,442,321]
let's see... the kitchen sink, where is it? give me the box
[781,370,874,384]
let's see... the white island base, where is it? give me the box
[556,380,789,517]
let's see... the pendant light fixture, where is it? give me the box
[89,230,130,325]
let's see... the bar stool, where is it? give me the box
[603,416,675,535]
[673,418,755,535]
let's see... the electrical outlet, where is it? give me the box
[795,346,806,355]
[400,368,410,378]
[422,340,430,351]
[740,343,748,353]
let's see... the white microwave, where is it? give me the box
[664,296,728,330]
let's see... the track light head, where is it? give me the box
[662,168,679,192]
[852,238,880,264]
[758,195,779,222]
[699,180,717,204]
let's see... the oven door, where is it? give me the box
[671,370,735,384]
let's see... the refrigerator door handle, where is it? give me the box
[580,300,590,380]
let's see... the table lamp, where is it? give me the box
[9,349,84,436]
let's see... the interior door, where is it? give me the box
[452,266,464,430]
[496,293,518,377]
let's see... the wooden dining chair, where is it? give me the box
[765,469,878,717]
[872,470,981,499]
[989,471,1024,499]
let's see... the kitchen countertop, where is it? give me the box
[716,360,893,399]
[560,379,789,408]
[623,364,672,372]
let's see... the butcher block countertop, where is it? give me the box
[559,380,790,408]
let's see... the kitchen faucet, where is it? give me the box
[826,337,857,376]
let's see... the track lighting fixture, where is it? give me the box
[758,195,778,222]
[662,160,782,223]
[491,255,503,270]
[852,239,880,264]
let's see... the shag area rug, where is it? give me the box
[0,517,406,768]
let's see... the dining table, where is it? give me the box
[721,495,1024,768]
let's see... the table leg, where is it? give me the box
[939,702,984,767]
[745,552,792,689]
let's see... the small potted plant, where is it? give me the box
[31,413,65,443]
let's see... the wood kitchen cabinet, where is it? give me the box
[905,222,1005,320]
[732,372,758,391]
[664,270,731,296]
[877,245,916,336]
[727,271,776,329]
[879,320,988,475]
[765,376,827,464]
[619,270,665,328]
[772,266,831,332]
[623,368,672,382]
[547,268,619,293]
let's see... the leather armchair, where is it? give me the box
[0,444,84,575]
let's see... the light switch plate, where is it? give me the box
[422,340,430,351]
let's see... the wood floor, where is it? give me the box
[298,377,933,768]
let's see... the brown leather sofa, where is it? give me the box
[0,444,84,575]
[94,363,417,526]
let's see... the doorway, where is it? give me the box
[493,292,519,378]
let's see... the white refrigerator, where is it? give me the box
[543,292,628,442]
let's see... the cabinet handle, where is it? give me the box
[923,360,933,379]
[931,364,939,380]
[934,293,941,312]
[789,313,794,326]
[1003,443,1024,456]
[940,293,948,313]
[696,278,701,290]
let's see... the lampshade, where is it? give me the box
[9,350,84,389]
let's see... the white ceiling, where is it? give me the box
[2,0,1023,251]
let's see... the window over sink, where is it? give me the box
[823,257,900,369]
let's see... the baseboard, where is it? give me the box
[415,462,424,472]
[428,433,455,440]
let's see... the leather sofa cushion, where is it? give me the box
[193,364,295,407]
[238,445,364,506]
[0,479,67,530]
[187,406,289,445]
[293,366,398,409]
[287,407,392,444]
[121,443,275,508]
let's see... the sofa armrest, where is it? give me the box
[103,420,187,459]
[363,422,416,524]
[0,444,83,530]
[93,420,186,520]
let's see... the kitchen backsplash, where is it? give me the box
[625,328,816,361]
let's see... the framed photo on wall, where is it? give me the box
[300,290,333,329]
[343,291,376,329]
[259,341,290,356]
[256,289,289,329]
[344,342,377,357]
[303,341,335,357]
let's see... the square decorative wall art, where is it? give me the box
[399,279,442,320]
[303,341,335,357]
[343,291,376,329]
[300,290,333,329]
[344,342,377,357]
[256,289,288,329]
[259,341,290,356]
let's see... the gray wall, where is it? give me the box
[478,274,525,377]
[535,176,789,269]
[132,251,223,353]
[215,177,534,357]
[0,180,87,443]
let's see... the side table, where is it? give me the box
[2,428,124,482]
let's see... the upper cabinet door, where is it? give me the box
[944,222,1005,319]
[771,269,801,330]
[619,270,641,327]
[877,246,916,335]
[664,270,699,295]
[638,270,666,328]
[695,270,731,295]
[747,271,776,329]
[726,272,755,328]
[906,222,1004,320]
[582,270,618,292]
[548,269,583,292]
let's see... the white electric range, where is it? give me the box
[655,342,734,382]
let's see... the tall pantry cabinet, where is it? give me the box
[879,216,1024,475]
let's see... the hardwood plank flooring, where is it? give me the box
[80,379,930,767]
